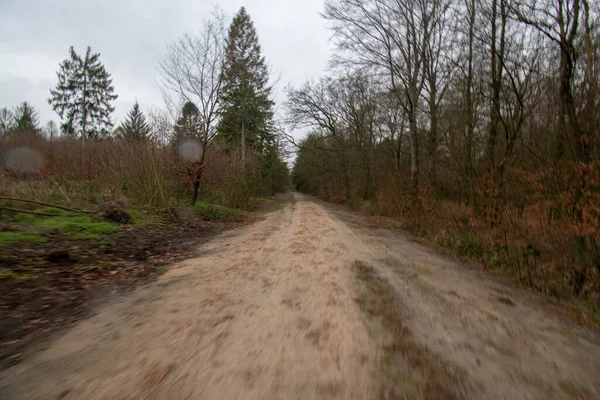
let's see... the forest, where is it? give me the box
[0,8,290,366]
[1,1,600,397]
[289,0,600,312]
[0,0,599,344]
[1,7,289,212]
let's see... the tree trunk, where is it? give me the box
[428,87,438,189]
[344,157,351,201]
[488,0,501,166]
[465,0,476,208]
[363,152,373,200]
[395,131,402,175]
[82,54,89,179]
[561,43,590,164]
[241,119,246,175]
[192,179,201,205]
[191,147,207,205]
[409,110,419,205]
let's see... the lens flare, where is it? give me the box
[177,139,203,162]
[3,147,44,173]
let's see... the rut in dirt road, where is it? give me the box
[1,193,599,399]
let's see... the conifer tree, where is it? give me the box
[218,7,274,156]
[12,102,40,135]
[117,101,150,142]
[48,46,118,139]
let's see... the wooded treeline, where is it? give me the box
[289,0,600,307]
[1,7,289,209]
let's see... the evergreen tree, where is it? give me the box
[48,46,118,139]
[173,101,202,145]
[218,7,274,154]
[117,101,150,142]
[12,102,40,135]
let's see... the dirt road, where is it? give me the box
[1,193,599,399]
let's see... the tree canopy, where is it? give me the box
[48,46,118,139]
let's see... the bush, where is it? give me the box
[194,201,244,222]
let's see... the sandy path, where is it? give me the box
[1,193,599,399]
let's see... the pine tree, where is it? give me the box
[12,102,40,135]
[117,101,150,142]
[48,46,118,139]
[218,7,274,155]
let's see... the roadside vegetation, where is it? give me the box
[0,7,289,369]
[288,0,600,323]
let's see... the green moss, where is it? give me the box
[2,211,121,243]
[35,216,120,235]
[39,206,64,215]
[1,211,35,223]
[128,209,158,228]
[128,209,143,220]
[0,232,47,245]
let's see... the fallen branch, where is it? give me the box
[0,196,95,214]
[0,207,83,217]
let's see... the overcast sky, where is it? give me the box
[0,0,333,139]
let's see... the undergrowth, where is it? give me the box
[194,201,244,222]
[0,207,122,244]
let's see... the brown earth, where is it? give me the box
[0,211,226,370]
[1,193,599,399]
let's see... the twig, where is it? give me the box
[0,207,85,217]
[0,197,94,214]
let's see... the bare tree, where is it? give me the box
[511,0,596,163]
[285,78,352,199]
[0,107,14,136]
[462,0,477,207]
[44,120,59,143]
[323,0,440,203]
[158,8,227,203]
[423,0,453,189]
[338,73,380,199]
[146,106,173,145]
[376,91,406,176]
[487,0,507,165]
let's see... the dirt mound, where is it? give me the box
[100,205,132,224]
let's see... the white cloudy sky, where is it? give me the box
[0,0,333,138]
